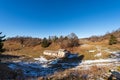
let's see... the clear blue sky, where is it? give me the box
[0,0,120,38]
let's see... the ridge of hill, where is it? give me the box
[84,28,120,42]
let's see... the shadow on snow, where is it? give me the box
[6,53,84,79]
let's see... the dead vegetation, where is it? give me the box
[1,29,120,80]
[1,28,120,59]
[34,65,113,80]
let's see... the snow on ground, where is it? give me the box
[34,56,48,63]
[49,59,59,65]
[94,53,102,57]
[82,58,120,65]
[74,58,120,70]
[8,56,120,77]
[8,64,18,70]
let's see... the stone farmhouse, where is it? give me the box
[43,49,69,58]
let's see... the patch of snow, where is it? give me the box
[94,53,102,57]
[41,64,48,68]
[96,63,112,66]
[13,60,21,63]
[34,56,48,64]
[112,52,120,55]
[7,54,120,78]
[112,51,120,54]
[8,64,17,70]
[82,58,120,65]
[110,51,120,58]
[49,59,59,65]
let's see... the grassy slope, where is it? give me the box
[3,29,120,59]
[3,38,120,60]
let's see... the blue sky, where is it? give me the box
[0,0,120,38]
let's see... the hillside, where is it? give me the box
[87,28,120,42]
[1,29,120,79]
[2,28,120,60]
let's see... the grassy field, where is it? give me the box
[1,38,120,80]
[3,38,120,60]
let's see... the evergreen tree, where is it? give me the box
[0,32,5,53]
[109,35,117,45]
[41,38,51,48]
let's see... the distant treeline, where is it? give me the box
[7,36,42,47]
[6,33,79,48]
[5,28,120,50]
[87,28,120,42]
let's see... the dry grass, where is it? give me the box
[2,39,120,79]
[34,65,111,80]
[4,41,22,51]
[117,66,120,71]
[3,38,120,60]
[3,42,60,58]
